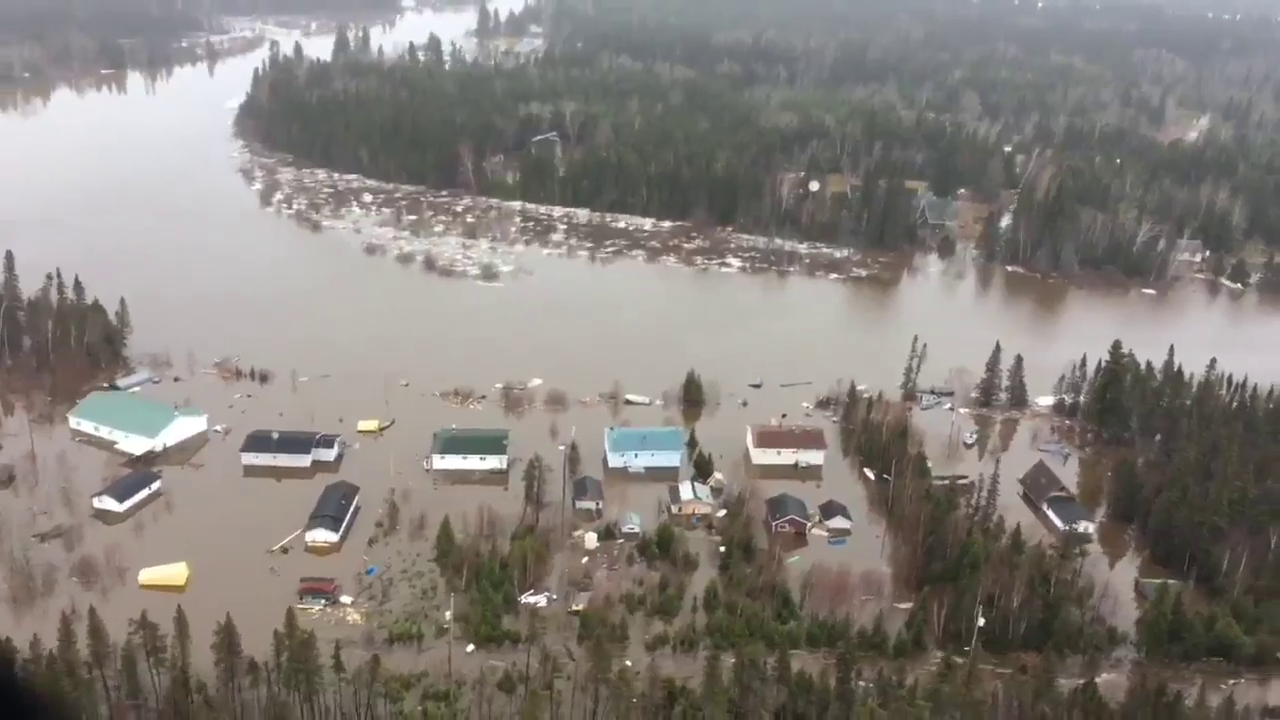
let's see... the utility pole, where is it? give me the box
[968,602,984,661]
[560,425,574,538]
[447,592,454,706]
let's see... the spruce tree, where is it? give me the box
[693,448,715,481]
[900,334,920,401]
[85,605,115,712]
[680,368,706,413]
[1005,353,1029,409]
[975,340,1003,408]
[212,612,244,713]
[566,439,582,479]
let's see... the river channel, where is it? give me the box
[2,0,1280,703]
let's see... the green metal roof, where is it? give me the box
[431,428,510,456]
[68,391,204,439]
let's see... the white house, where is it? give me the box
[666,480,716,518]
[91,469,162,515]
[239,430,344,469]
[746,424,828,467]
[816,499,853,538]
[304,480,360,549]
[572,475,605,513]
[68,391,208,457]
[426,428,510,472]
[604,426,685,470]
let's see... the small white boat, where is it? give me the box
[622,394,653,406]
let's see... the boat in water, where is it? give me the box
[623,394,653,406]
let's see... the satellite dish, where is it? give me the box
[807,179,821,192]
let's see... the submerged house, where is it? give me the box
[1018,460,1096,537]
[746,424,828,467]
[297,577,341,608]
[917,192,960,229]
[91,469,162,515]
[304,480,360,549]
[108,369,158,391]
[67,391,209,457]
[666,480,716,519]
[572,475,605,513]
[619,512,643,539]
[816,499,853,538]
[427,428,510,472]
[604,426,685,470]
[765,493,810,535]
[239,430,344,469]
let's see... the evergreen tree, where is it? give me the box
[900,334,920,401]
[975,340,1003,408]
[331,25,351,61]
[435,513,458,574]
[680,368,706,413]
[692,447,715,481]
[1226,257,1251,286]
[212,611,245,713]
[566,439,582,479]
[85,605,115,712]
[477,1,492,39]
[1005,353,1029,409]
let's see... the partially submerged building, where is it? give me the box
[746,424,828,467]
[666,479,716,519]
[816,499,853,538]
[297,577,341,608]
[619,511,643,539]
[604,426,685,471]
[68,391,209,457]
[304,480,360,549]
[1018,460,1096,538]
[765,493,810,535]
[108,369,159,391]
[91,469,162,515]
[572,475,605,513]
[427,428,510,472]
[0,462,14,490]
[239,430,344,469]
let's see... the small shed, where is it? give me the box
[572,475,604,512]
[91,469,162,515]
[67,391,208,457]
[765,493,810,535]
[108,369,159,391]
[0,463,14,490]
[619,512,643,539]
[297,577,341,608]
[239,430,344,469]
[304,480,360,549]
[667,480,716,518]
[746,424,828,467]
[604,426,686,470]
[428,428,510,472]
[816,499,853,538]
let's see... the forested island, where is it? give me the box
[0,0,398,80]
[236,0,1280,284]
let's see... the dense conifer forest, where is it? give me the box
[237,0,1280,282]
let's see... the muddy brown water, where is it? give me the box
[2,0,1280,702]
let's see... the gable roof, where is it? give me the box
[307,480,360,533]
[817,499,851,522]
[668,480,714,506]
[918,192,960,225]
[94,469,161,503]
[605,426,685,455]
[1018,460,1069,505]
[239,430,332,455]
[765,492,808,523]
[431,428,510,456]
[751,424,828,450]
[573,475,604,502]
[68,391,204,439]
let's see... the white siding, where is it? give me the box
[241,452,314,468]
[429,454,508,472]
[91,479,162,514]
[313,438,344,463]
[745,427,825,466]
[155,414,209,449]
[605,449,683,469]
[71,414,208,457]
[574,499,604,512]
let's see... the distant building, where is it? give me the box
[619,511,643,539]
[304,480,360,549]
[666,480,716,519]
[239,430,344,469]
[746,424,827,467]
[1018,460,1096,538]
[108,369,159,391]
[67,391,208,457]
[604,426,685,470]
[765,493,810,535]
[917,192,960,229]
[91,469,162,515]
[572,475,605,513]
[427,428,511,472]
[816,499,853,538]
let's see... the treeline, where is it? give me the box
[1047,341,1280,666]
[0,249,131,397]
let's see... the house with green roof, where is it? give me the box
[425,427,511,472]
[67,391,209,457]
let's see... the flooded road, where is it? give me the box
[2,0,1280,702]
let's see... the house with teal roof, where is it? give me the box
[67,391,209,457]
[604,426,685,470]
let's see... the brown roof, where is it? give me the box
[751,425,828,450]
[1017,460,1069,505]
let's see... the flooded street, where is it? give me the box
[3,0,1280,703]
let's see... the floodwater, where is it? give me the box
[2,0,1280,702]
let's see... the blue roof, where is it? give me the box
[605,426,685,454]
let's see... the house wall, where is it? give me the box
[91,479,162,514]
[69,416,150,450]
[605,449,683,470]
[155,415,210,449]
[312,438,344,463]
[574,499,604,512]
[770,517,808,535]
[430,453,508,472]
[670,501,715,516]
[746,427,825,466]
[241,452,314,468]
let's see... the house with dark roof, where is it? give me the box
[91,469,162,515]
[1018,460,1096,538]
[816,499,853,537]
[572,475,605,513]
[427,428,511,472]
[304,480,360,549]
[765,492,810,535]
[239,430,344,469]
[746,424,828,467]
